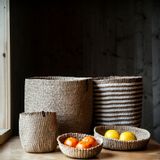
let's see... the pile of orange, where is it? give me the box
[64,136,98,149]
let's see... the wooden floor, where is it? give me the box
[0,137,160,160]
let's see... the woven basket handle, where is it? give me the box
[42,111,45,117]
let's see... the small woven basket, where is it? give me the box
[94,125,150,151]
[19,112,57,153]
[93,76,143,127]
[25,76,93,134]
[57,133,103,158]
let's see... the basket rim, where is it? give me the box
[20,111,56,116]
[94,76,142,80]
[94,125,151,143]
[25,76,92,82]
[93,76,142,83]
[57,132,103,151]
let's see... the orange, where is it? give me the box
[76,140,92,149]
[81,136,98,147]
[64,137,79,147]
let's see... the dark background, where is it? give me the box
[10,0,160,142]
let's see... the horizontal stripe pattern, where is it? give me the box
[94,119,141,126]
[95,110,142,116]
[93,82,142,87]
[94,86,143,92]
[94,102,142,108]
[94,90,143,96]
[94,98,142,105]
[94,106,142,112]
[93,77,143,127]
[94,118,141,125]
[94,94,142,100]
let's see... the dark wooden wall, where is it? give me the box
[10,0,155,140]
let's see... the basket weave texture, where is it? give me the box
[93,76,143,127]
[19,112,57,153]
[24,76,93,134]
[94,125,150,151]
[57,133,103,158]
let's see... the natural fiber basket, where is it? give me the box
[57,133,103,158]
[19,112,57,153]
[94,125,150,151]
[93,76,143,127]
[25,76,93,134]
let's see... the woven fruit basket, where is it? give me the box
[94,125,150,151]
[57,133,103,158]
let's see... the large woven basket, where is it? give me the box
[19,112,57,153]
[57,133,103,158]
[93,76,143,127]
[94,125,150,151]
[24,76,93,134]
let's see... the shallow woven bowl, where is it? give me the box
[94,125,150,151]
[57,133,103,158]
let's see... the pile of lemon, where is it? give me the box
[104,129,137,141]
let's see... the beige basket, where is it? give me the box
[94,125,150,151]
[19,112,57,153]
[57,133,103,158]
[25,76,93,134]
[93,76,143,127]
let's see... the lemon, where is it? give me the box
[119,131,137,141]
[104,129,120,140]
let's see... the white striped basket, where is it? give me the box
[93,76,143,127]
[19,112,57,153]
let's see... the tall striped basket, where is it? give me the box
[93,76,143,127]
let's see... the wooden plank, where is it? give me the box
[0,129,11,144]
